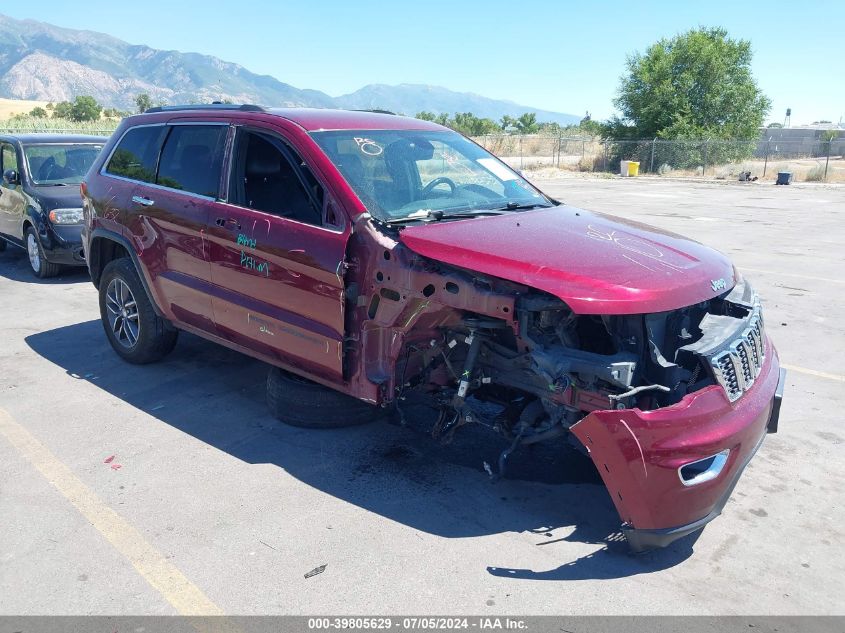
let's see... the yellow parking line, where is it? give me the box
[740,266,844,285]
[781,363,845,383]
[0,407,224,616]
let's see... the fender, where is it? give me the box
[88,227,165,318]
[24,204,48,244]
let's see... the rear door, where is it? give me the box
[105,122,227,333]
[206,125,350,381]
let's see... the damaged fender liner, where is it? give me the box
[571,345,783,551]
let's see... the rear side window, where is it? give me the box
[106,126,167,183]
[157,125,227,197]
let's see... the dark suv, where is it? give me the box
[82,104,784,552]
[0,134,107,277]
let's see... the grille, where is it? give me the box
[708,307,766,402]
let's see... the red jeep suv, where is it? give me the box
[82,104,785,552]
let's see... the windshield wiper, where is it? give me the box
[384,208,507,225]
[494,201,554,211]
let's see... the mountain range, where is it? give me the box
[0,13,579,124]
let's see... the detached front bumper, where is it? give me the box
[571,341,785,552]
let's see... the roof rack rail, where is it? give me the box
[144,104,266,114]
[351,109,396,115]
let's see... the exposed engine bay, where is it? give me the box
[347,220,763,477]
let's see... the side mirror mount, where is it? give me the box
[2,169,19,185]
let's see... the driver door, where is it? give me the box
[206,126,351,382]
[0,142,26,241]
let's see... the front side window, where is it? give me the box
[24,144,103,185]
[156,125,227,197]
[228,131,323,226]
[310,129,551,222]
[1,143,18,176]
[106,126,168,184]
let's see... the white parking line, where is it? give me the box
[740,267,844,285]
[781,364,845,383]
[0,407,225,617]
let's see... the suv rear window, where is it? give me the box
[157,125,227,197]
[106,126,168,183]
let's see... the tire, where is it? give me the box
[25,226,60,278]
[99,258,178,364]
[267,366,380,428]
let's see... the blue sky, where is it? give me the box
[5,0,844,125]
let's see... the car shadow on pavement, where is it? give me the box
[0,248,90,284]
[25,320,698,580]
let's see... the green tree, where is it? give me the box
[29,107,48,118]
[449,112,500,136]
[579,119,605,137]
[135,93,153,114]
[415,111,437,122]
[52,101,73,119]
[610,27,770,141]
[68,96,102,122]
[500,115,517,132]
[515,113,539,134]
[766,122,783,128]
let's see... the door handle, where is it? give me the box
[215,217,241,231]
[131,195,154,207]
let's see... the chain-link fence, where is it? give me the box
[473,134,845,183]
[472,135,602,171]
[3,127,842,183]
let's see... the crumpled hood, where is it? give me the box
[399,205,736,315]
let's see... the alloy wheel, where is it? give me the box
[27,233,41,272]
[105,278,140,348]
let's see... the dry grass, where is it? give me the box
[513,158,845,185]
[0,97,51,119]
[705,157,845,183]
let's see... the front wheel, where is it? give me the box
[25,226,60,278]
[99,258,178,364]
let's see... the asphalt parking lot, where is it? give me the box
[1,176,843,616]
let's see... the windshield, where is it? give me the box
[24,144,104,185]
[310,130,552,222]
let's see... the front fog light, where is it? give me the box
[678,449,730,486]
[49,208,84,224]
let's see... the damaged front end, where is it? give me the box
[346,220,784,551]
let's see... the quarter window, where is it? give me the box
[106,126,168,183]
[157,125,227,197]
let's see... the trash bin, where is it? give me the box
[776,172,793,185]
[620,160,640,177]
